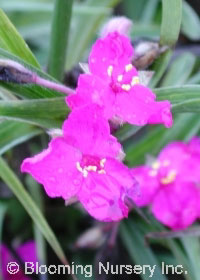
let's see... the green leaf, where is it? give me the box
[0,9,40,68]
[161,53,196,87]
[155,85,200,103]
[182,1,200,41]
[115,124,142,142]
[141,0,159,24]
[66,0,120,70]
[0,97,68,128]
[150,50,172,88]
[125,113,200,166]
[0,120,42,155]
[160,0,182,46]
[0,200,8,279]
[181,237,200,280]
[48,0,73,80]
[120,220,168,280]
[0,157,68,266]
[26,177,47,280]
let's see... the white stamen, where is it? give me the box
[76,162,83,172]
[107,65,113,76]
[86,165,97,172]
[125,64,133,72]
[100,158,106,168]
[83,170,88,178]
[131,76,140,86]
[121,84,131,91]
[98,170,106,174]
[117,74,123,82]
[152,161,160,170]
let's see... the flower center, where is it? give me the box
[76,155,106,178]
[107,64,140,94]
[148,160,177,185]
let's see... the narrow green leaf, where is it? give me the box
[161,53,196,87]
[48,0,73,80]
[155,85,200,103]
[115,124,142,142]
[172,99,200,113]
[125,113,200,166]
[160,0,182,46]
[0,157,68,266]
[141,0,159,24]
[120,220,168,280]
[181,237,200,280]
[0,200,8,280]
[26,177,47,280]
[182,1,200,41]
[187,71,200,85]
[66,0,120,70]
[0,120,42,155]
[150,50,172,88]
[0,9,40,68]
[0,97,68,128]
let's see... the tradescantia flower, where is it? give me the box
[0,241,37,280]
[67,32,173,127]
[131,138,200,230]
[21,105,138,222]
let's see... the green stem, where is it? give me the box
[48,0,73,81]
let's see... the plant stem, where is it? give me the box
[48,0,73,81]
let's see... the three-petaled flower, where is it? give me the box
[21,105,138,221]
[67,32,173,127]
[131,138,200,230]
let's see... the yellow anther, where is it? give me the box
[131,76,140,86]
[107,65,113,77]
[100,158,106,168]
[117,75,123,82]
[152,161,160,170]
[148,170,157,177]
[161,170,176,185]
[86,165,97,172]
[125,64,133,72]
[98,170,106,174]
[121,84,131,91]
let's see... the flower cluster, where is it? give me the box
[21,30,173,222]
[132,138,200,230]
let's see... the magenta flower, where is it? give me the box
[131,138,200,230]
[67,32,172,127]
[0,241,36,280]
[21,105,138,222]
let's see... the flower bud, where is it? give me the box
[100,16,133,38]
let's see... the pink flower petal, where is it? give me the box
[63,104,121,158]
[131,167,159,207]
[78,158,137,221]
[152,180,200,230]
[89,32,133,80]
[158,141,200,182]
[66,74,115,119]
[21,138,82,200]
[114,85,173,127]
[17,241,37,265]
